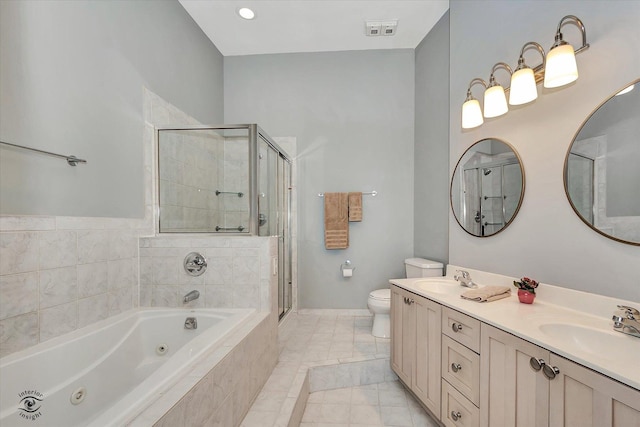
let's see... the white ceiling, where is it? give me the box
[179,0,449,56]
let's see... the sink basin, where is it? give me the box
[413,278,462,295]
[537,323,628,359]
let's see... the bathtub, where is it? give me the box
[0,308,254,427]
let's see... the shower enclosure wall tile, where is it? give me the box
[39,231,78,270]
[233,256,260,285]
[0,272,38,320]
[108,232,138,260]
[39,266,77,309]
[205,285,233,308]
[39,301,77,342]
[0,232,39,275]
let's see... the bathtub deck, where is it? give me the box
[240,311,437,427]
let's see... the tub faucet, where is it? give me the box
[612,305,640,338]
[454,270,478,288]
[183,290,200,303]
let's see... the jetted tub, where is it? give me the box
[0,308,254,427]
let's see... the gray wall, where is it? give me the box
[225,50,415,309]
[0,0,224,218]
[414,11,450,265]
[449,0,640,302]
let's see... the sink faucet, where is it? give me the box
[453,270,478,288]
[183,290,200,303]
[612,305,640,338]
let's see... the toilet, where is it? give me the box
[367,258,444,338]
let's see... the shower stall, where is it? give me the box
[156,124,293,318]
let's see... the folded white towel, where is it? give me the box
[461,286,511,302]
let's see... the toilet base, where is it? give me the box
[371,313,390,338]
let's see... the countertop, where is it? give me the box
[389,266,640,390]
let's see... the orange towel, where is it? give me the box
[348,192,363,222]
[324,192,349,249]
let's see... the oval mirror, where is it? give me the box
[564,79,640,246]
[451,138,525,237]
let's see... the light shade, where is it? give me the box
[509,67,538,105]
[544,44,578,88]
[484,85,508,118]
[462,99,484,129]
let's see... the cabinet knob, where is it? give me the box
[529,357,546,372]
[451,411,462,421]
[451,363,462,373]
[452,323,463,333]
[543,364,560,380]
[408,298,414,305]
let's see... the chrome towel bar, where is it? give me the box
[0,140,87,166]
[318,190,377,197]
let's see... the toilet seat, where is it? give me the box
[369,289,390,301]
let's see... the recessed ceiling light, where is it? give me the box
[237,7,255,20]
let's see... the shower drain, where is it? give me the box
[70,387,87,405]
[156,343,169,355]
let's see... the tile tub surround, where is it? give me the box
[0,216,150,357]
[240,311,429,427]
[130,311,278,427]
[139,235,277,312]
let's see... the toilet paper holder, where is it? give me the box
[341,260,355,277]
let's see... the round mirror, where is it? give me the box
[451,138,525,237]
[564,79,640,246]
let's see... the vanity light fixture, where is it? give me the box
[462,78,487,129]
[460,14,589,130]
[544,15,589,88]
[509,42,545,105]
[237,7,255,20]
[484,63,512,118]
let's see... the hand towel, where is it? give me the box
[324,192,349,249]
[348,192,363,222]
[461,286,511,302]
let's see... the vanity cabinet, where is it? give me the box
[481,323,640,427]
[548,353,640,427]
[441,308,480,427]
[390,285,442,418]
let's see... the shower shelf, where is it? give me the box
[215,190,244,197]
[483,195,506,200]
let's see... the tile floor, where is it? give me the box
[240,311,439,427]
[301,381,439,427]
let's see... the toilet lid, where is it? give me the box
[369,289,390,301]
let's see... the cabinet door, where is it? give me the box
[413,295,442,418]
[480,324,550,427]
[548,354,640,427]
[390,285,414,385]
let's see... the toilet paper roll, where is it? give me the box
[342,268,353,277]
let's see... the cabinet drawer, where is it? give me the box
[442,306,480,352]
[442,335,480,406]
[442,379,480,427]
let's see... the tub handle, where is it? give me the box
[184,252,207,276]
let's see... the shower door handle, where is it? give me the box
[474,211,481,223]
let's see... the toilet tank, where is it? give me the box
[404,258,443,278]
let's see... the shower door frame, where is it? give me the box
[155,124,294,319]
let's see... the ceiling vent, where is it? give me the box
[366,20,398,37]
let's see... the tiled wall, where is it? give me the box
[139,235,277,313]
[0,217,150,357]
[158,129,225,232]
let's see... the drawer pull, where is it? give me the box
[451,411,462,421]
[451,363,462,373]
[529,357,546,372]
[452,323,463,333]
[408,298,414,305]
[543,364,560,380]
